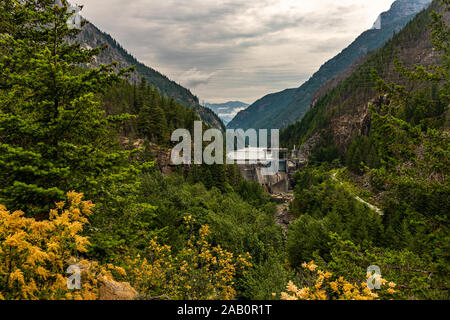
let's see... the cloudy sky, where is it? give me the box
[76,0,395,104]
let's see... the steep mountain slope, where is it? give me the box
[77,22,223,130]
[280,0,448,154]
[228,0,433,130]
[228,89,296,129]
[203,101,249,125]
[196,106,226,131]
[281,2,450,299]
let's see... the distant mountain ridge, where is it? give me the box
[374,0,433,29]
[202,101,249,125]
[280,0,447,153]
[227,0,433,130]
[76,22,224,130]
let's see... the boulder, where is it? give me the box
[99,278,139,300]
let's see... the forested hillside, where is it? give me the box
[0,0,281,300]
[281,0,447,152]
[77,22,223,130]
[279,0,449,299]
[228,0,433,130]
[228,88,296,129]
[78,23,198,107]
[0,0,448,301]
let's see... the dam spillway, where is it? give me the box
[228,148,306,193]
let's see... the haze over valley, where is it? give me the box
[1,0,448,303]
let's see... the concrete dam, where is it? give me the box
[229,148,306,194]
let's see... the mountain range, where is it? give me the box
[76,22,224,130]
[280,0,447,154]
[202,101,249,125]
[227,0,433,130]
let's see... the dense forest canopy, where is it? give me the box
[0,0,448,301]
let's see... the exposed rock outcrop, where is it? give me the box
[98,278,139,301]
[227,0,433,131]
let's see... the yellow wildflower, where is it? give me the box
[330,281,339,292]
[307,261,318,272]
[387,288,396,294]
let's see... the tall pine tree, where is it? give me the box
[0,0,135,215]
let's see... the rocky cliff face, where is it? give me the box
[380,0,433,26]
[281,0,447,154]
[228,0,433,131]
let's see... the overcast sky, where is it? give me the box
[76,0,395,104]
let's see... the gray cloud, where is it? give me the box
[218,107,247,118]
[180,68,216,88]
[77,0,395,103]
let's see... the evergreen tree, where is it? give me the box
[137,105,152,138]
[148,105,169,144]
[0,0,134,215]
[351,145,362,174]
[367,0,449,277]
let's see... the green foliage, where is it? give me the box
[309,134,342,165]
[229,0,428,131]
[287,215,331,267]
[284,3,449,300]
[365,0,449,263]
[240,253,293,300]
[137,171,282,260]
[235,179,270,207]
[88,169,285,299]
[287,167,384,268]
[102,79,201,145]
[0,0,142,216]
[139,105,169,145]
[280,0,444,151]
[1,0,448,301]
[346,135,380,174]
[325,234,449,300]
[186,163,244,194]
[77,22,200,109]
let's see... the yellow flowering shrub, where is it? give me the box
[0,192,116,300]
[279,261,397,300]
[121,216,252,300]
